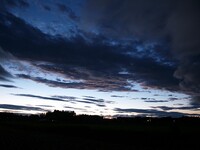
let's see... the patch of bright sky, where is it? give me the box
[0,76,193,116]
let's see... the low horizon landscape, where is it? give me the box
[0,0,200,149]
[0,0,200,118]
[0,110,200,149]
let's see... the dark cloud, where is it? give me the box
[81,0,175,39]
[81,0,200,106]
[43,5,51,11]
[27,55,179,92]
[141,98,169,103]
[16,73,134,92]
[0,47,13,81]
[83,98,104,103]
[0,46,13,59]
[144,100,169,103]
[0,84,18,88]
[70,99,107,107]
[52,95,77,101]
[0,65,11,81]
[96,104,106,107]
[114,108,187,117]
[1,0,29,9]
[169,97,179,101]
[190,96,200,107]
[83,98,113,105]
[174,57,200,98]
[56,3,69,12]
[83,96,95,99]
[152,105,200,111]
[13,94,68,102]
[0,104,45,111]
[173,103,184,106]
[1,2,199,114]
[111,95,126,98]
[56,3,78,20]
[0,10,181,93]
[55,95,112,107]
[17,0,29,7]
[0,11,49,59]
[64,106,87,111]
[1,0,17,8]
[36,105,53,108]
[13,93,110,107]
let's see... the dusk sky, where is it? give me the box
[0,0,200,117]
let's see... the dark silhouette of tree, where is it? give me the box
[45,110,76,122]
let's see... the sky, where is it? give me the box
[0,0,200,117]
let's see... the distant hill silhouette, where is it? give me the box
[0,110,200,124]
[0,110,200,150]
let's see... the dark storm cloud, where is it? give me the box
[0,11,49,59]
[0,10,181,93]
[189,96,200,108]
[82,0,200,105]
[17,74,87,89]
[114,108,187,117]
[0,104,45,111]
[0,84,18,88]
[16,73,133,92]
[56,3,78,20]
[174,59,200,100]
[81,0,175,39]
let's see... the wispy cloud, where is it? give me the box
[12,94,68,102]
[0,84,18,88]
[13,93,112,108]
[114,108,188,117]
[0,104,45,111]
[152,106,200,111]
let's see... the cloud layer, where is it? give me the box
[81,0,200,104]
[0,0,199,116]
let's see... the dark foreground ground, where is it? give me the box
[0,112,199,150]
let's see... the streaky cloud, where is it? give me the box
[12,94,68,102]
[0,84,18,88]
[114,108,188,117]
[0,104,45,111]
